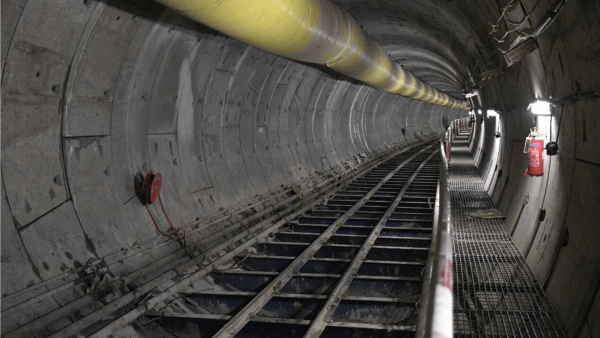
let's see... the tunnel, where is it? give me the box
[1,0,599,337]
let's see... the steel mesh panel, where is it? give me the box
[449,133,565,338]
[454,309,565,337]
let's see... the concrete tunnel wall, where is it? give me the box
[2,0,600,337]
[1,0,466,333]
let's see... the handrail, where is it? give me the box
[416,137,453,338]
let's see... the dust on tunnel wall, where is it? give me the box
[472,0,600,336]
[0,0,461,298]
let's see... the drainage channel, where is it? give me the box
[450,129,565,337]
[149,142,441,338]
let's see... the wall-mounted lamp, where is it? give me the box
[528,100,552,115]
[490,110,500,137]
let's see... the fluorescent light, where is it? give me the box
[487,110,498,117]
[529,100,552,115]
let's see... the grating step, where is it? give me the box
[211,271,422,297]
[287,223,433,237]
[235,255,425,277]
[151,313,416,338]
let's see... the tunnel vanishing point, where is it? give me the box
[1,0,600,337]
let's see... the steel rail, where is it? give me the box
[55,141,434,338]
[415,138,453,338]
[303,148,439,337]
[3,138,432,314]
[2,171,321,315]
[7,142,417,338]
[210,145,434,337]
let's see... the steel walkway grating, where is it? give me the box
[449,130,565,338]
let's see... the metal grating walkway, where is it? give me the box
[148,141,442,337]
[449,129,565,337]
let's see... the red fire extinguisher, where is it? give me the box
[525,138,544,176]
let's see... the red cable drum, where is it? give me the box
[140,171,184,241]
[142,171,163,204]
[149,173,162,203]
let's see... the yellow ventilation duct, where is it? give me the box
[154,0,470,110]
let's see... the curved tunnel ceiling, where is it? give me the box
[2,0,600,337]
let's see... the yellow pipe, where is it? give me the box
[154,0,470,110]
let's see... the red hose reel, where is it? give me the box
[141,171,162,204]
[141,171,185,242]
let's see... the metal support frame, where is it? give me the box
[304,149,439,337]
[6,138,445,338]
[131,141,442,338]
[70,139,438,338]
[211,145,434,337]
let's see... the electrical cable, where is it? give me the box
[494,0,542,43]
[551,91,599,142]
[554,104,565,142]
[141,171,186,243]
[159,195,185,242]
[489,0,516,27]
[146,204,177,239]
[553,91,600,105]
[502,0,567,51]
